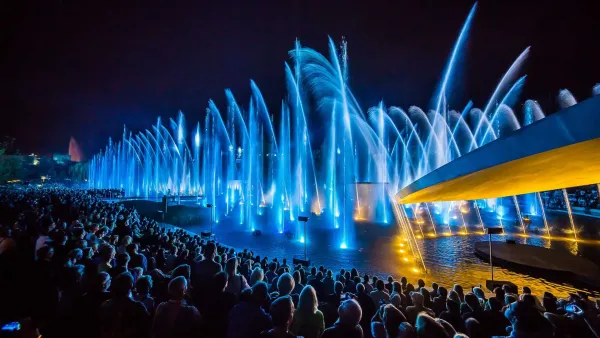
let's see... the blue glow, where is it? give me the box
[340,243,347,249]
[300,236,305,243]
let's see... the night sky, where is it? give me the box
[3,0,600,157]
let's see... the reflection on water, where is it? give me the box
[184,209,600,298]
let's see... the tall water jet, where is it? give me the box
[512,195,526,236]
[562,188,578,241]
[536,192,550,238]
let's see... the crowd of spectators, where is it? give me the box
[1,186,600,338]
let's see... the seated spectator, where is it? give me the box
[74,272,111,338]
[266,262,279,284]
[415,312,455,337]
[363,274,373,293]
[370,279,390,305]
[108,252,130,278]
[453,284,465,303]
[277,272,296,298]
[290,285,325,338]
[228,282,273,338]
[153,275,202,338]
[98,272,151,338]
[322,299,363,338]
[308,271,326,298]
[251,266,265,286]
[355,283,376,335]
[323,270,335,295]
[292,270,304,294]
[506,300,554,337]
[95,243,115,274]
[261,296,295,338]
[405,292,434,325]
[127,243,147,272]
[371,304,407,338]
[134,275,155,314]
[327,281,344,310]
[385,276,394,293]
[462,293,484,323]
[224,257,250,297]
[481,297,510,336]
[431,282,439,298]
[432,286,448,316]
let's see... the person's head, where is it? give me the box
[421,288,431,302]
[126,243,138,255]
[506,300,553,334]
[252,281,269,304]
[68,248,83,264]
[168,276,187,301]
[204,242,217,260]
[400,276,407,286]
[277,273,295,296]
[37,245,54,261]
[522,294,536,307]
[120,235,132,246]
[487,297,502,312]
[315,271,324,281]
[405,283,415,293]
[464,293,481,312]
[298,285,318,314]
[97,272,111,292]
[356,283,365,294]
[505,294,517,306]
[392,281,402,294]
[387,275,394,283]
[522,286,532,294]
[391,294,402,309]
[310,266,317,275]
[350,268,358,278]
[270,296,294,330]
[415,313,450,338]
[410,291,424,307]
[494,287,505,300]
[453,284,464,295]
[326,269,333,279]
[473,287,485,300]
[98,243,116,262]
[226,257,238,276]
[417,279,425,288]
[250,267,264,286]
[363,274,370,283]
[338,299,362,326]
[292,270,301,285]
[112,272,134,298]
[334,281,344,294]
[376,279,385,291]
[172,264,191,280]
[136,275,153,294]
[446,298,460,313]
[214,271,228,291]
[502,284,514,295]
[438,287,448,299]
[383,304,406,336]
[116,252,130,267]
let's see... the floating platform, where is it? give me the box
[474,241,600,288]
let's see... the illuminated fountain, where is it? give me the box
[88,3,596,259]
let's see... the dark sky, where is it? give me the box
[3,0,600,157]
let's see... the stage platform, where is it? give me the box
[475,241,600,288]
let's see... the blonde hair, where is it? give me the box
[298,285,318,313]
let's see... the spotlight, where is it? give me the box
[340,243,347,249]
